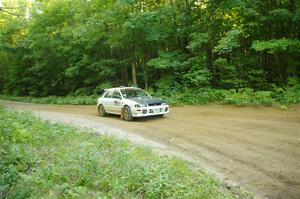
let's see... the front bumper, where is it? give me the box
[131,105,169,117]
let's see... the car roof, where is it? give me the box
[104,87,141,91]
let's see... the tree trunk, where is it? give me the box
[125,65,128,85]
[132,54,137,86]
[142,52,148,89]
[274,54,284,83]
[207,43,218,87]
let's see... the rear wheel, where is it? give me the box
[98,104,106,117]
[123,106,133,121]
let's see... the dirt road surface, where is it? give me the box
[1,100,300,199]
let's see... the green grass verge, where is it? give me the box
[0,95,97,105]
[0,108,252,198]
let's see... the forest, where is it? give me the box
[0,0,300,104]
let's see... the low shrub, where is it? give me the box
[155,80,300,106]
[222,88,275,106]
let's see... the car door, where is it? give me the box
[111,90,122,114]
[101,90,114,113]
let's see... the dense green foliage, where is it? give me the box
[0,0,300,101]
[0,107,252,198]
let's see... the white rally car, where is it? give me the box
[97,87,169,121]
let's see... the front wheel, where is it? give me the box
[123,106,133,121]
[98,105,106,117]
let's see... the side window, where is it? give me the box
[104,91,113,98]
[112,90,121,99]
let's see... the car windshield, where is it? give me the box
[120,88,149,98]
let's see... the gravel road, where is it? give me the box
[2,100,300,199]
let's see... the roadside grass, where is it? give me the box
[0,95,97,105]
[0,108,252,198]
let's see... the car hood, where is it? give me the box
[129,97,166,106]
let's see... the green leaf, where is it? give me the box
[252,38,300,53]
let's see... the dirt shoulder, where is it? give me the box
[1,100,300,199]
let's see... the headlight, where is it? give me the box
[161,102,167,106]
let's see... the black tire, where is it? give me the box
[98,104,106,117]
[123,106,133,121]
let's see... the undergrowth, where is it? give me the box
[0,108,252,198]
[152,79,300,106]
[1,80,299,106]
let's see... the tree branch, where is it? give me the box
[0,8,22,17]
